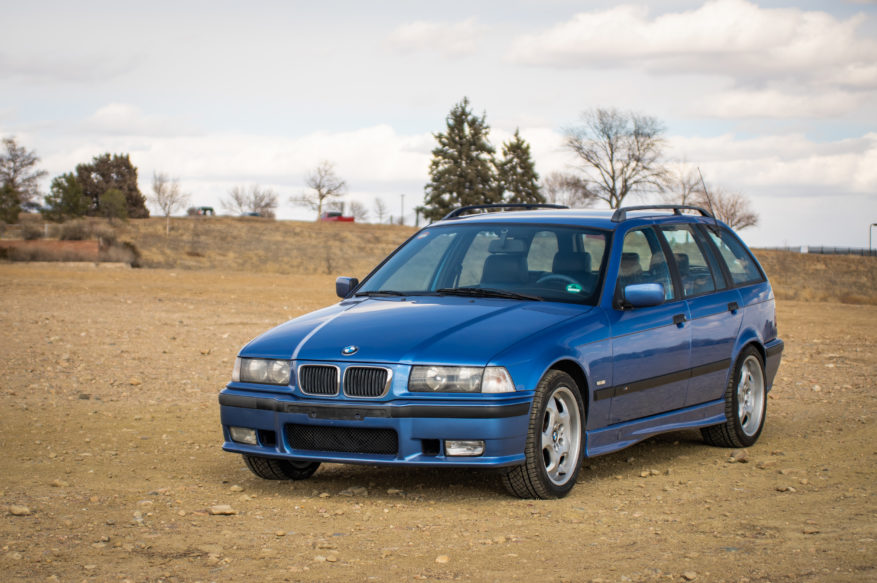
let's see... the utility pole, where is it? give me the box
[870,223,877,256]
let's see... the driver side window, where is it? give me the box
[617,228,675,301]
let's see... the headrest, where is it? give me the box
[488,238,526,254]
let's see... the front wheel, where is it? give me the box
[243,455,321,480]
[502,370,585,499]
[702,346,767,448]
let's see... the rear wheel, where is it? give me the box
[702,346,766,448]
[243,455,321,480]
[502,370,585,499]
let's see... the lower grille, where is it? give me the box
[299,365,339,395]
[285,424,398,455]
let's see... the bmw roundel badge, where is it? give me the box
[341,345,359,356]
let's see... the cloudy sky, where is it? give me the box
[2,0,876,247]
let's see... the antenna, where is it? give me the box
[696,167,721,233]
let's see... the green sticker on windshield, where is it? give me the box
[566,283,582,294]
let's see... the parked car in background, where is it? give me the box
[320,211,355,222]
[219,204,783,498]
[187,206,215,216]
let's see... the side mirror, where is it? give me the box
[335,276,359,298]
[624,283,664,308]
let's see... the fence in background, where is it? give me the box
[759,246,877,257]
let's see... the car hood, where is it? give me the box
[241,296,591,365]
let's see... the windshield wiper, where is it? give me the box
[354,290,408,297]
[436,287,543,301]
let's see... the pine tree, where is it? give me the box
[423,97,500,222]
[42,173,89,221]
[497,129,544,204]
[76,153,149,218]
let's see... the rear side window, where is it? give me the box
[660,225,717,297]
[707,228,764,285]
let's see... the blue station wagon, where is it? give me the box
[219,204,784,498]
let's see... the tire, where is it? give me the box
[243,455,321,480]
[702,346,767,448]
[502,370,585,499]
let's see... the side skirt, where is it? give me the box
[585,399,725,458]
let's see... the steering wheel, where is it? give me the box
[536,273,580,286]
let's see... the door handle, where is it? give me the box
[673,313,686,326]
[728,302,739,313]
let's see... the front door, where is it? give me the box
[606,228,691,424]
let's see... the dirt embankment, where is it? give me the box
[0,263,874,582]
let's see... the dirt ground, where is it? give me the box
[0,263,874,583]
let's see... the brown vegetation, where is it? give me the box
[755,249,877,305]
[5,216,877,306]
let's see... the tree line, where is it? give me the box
[1,102,757,230]
[420,98,757,230]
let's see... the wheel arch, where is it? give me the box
[547,358,589,419]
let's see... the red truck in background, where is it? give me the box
[320,211,355,222]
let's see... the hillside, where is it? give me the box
[3,216,876,304]
[117,216,415,279]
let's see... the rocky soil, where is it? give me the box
[0,263,874,582]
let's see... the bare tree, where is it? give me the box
[222,185,278,217]
[541,171,597,208]
[662,162,703,206]
[373,197,388,223]
[150,172,190,235]
[250,187,279,218]
[1,137,48,223]
[697,186,758,231]
[348,200,369,222]
[291,160,347,220]
[563,108,667,209]
[222,186,249,215]
[662,163,759,231]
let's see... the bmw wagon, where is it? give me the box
[219,204,783,498]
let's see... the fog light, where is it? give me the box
[445,440,485,457]
[229,426,258,445]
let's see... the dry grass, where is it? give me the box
[754,249,877,305]
[117,216,416,278]
[3,216,876,305]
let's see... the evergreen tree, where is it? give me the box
[76,153,149,218]
[0,182,20,224]
[100,188,128,222]
[497,129,544,204]
[423,97,500,222]
[42,172,89,221]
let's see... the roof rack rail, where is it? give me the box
[611,204,713,223]
[442,203,568,221]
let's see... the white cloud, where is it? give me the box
[0,51,138,85]
[666,132,877,195]
[387,18,483,58]
[508,0,877,119]
[509,1,875,79]
[698,88,866,119]
[80,104,200,137]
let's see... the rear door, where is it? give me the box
[659,224,742,407]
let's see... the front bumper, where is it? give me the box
[219,390,531,468]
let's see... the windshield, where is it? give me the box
[357,223,609,305]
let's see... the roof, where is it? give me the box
[433,205,720,231]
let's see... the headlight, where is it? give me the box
[408,366,514,393]
[233,357,291,385]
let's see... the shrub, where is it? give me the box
[21,221,44,240]
[92,224,117,247]
[59,219,90,241]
